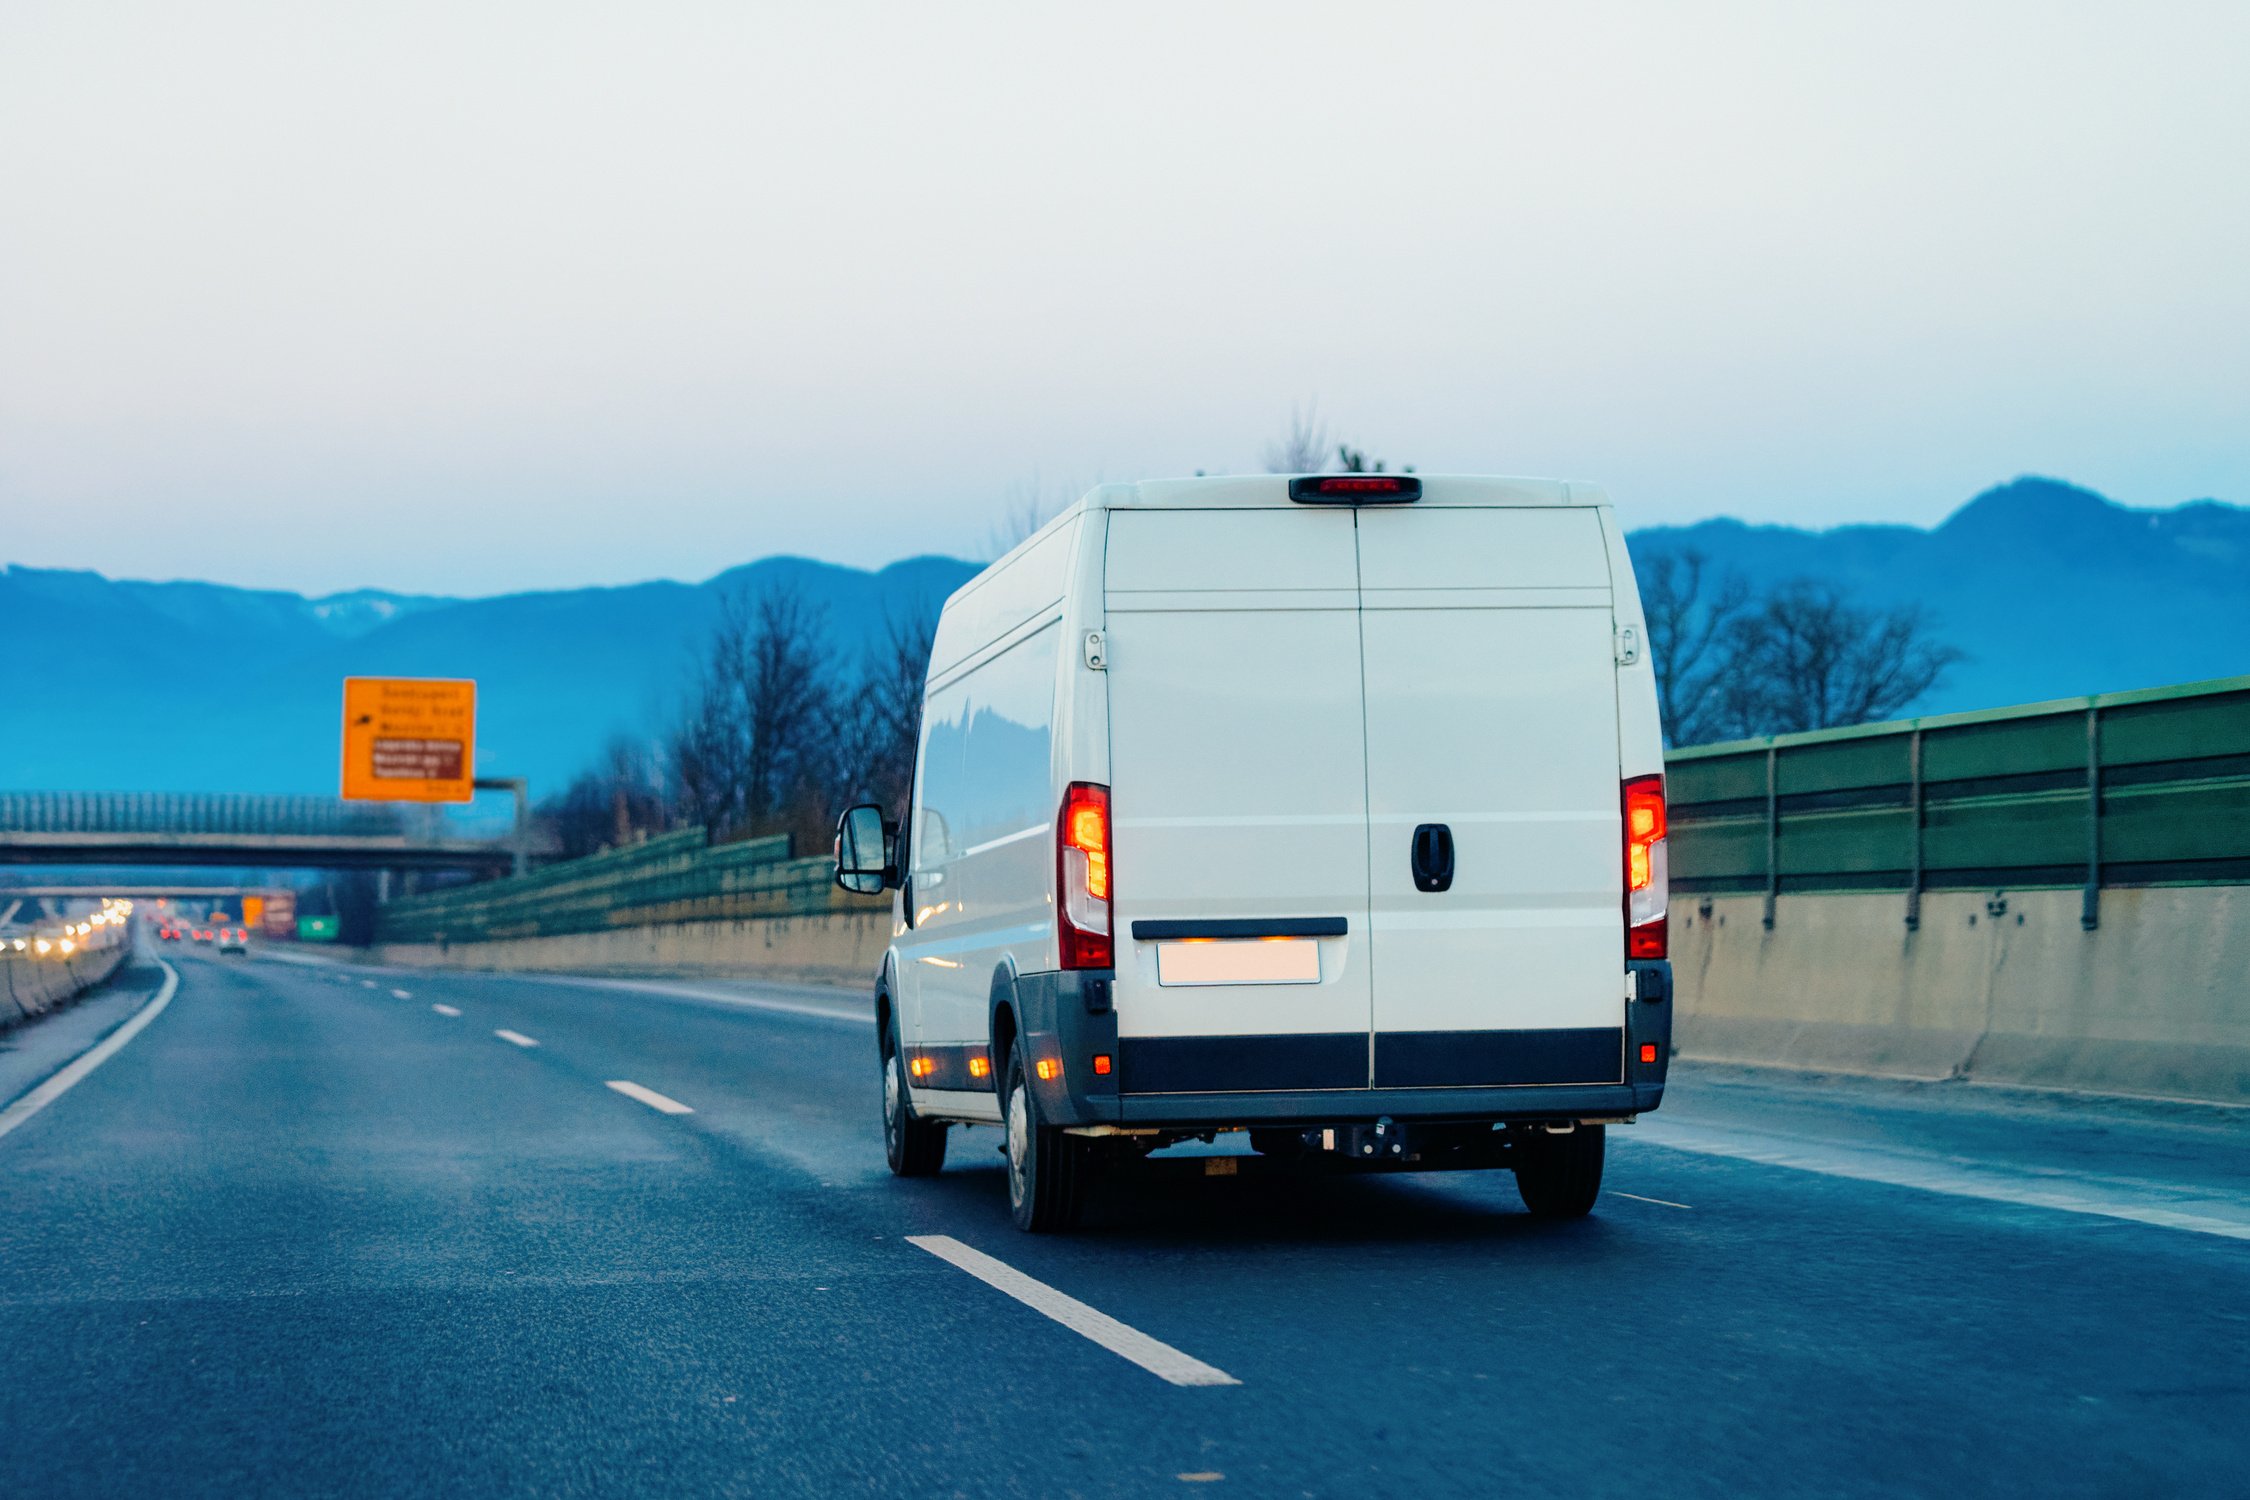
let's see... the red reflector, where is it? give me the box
[1640,1043,1658,1064]
[1093,1054,1112,1075]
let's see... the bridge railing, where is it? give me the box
[0,792,415,838]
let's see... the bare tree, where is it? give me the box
[1263,402,1330,473]
[1639,548,1754,746]
[667,645,746,834]
[1335,443,1413,475]
[734,584,834,838]
[1711,580,1964,739]
[836,605,938,819]
[667,581,836,845]
[541,735,670,859]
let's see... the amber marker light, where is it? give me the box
[1035,1058,1061,1081]
[968,1055,990,1080]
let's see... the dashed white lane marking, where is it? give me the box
[432,1004,462,1017]
[493,1029,540,1049]
[390,988,412,999]
[907,1234,1240,1388]
[605,1080,695,1115]
[1611,1191,1692,1210]
[0,961,178,1145]
[1636,1120,2250,1242]
[360,980,377,989]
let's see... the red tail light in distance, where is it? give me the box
[1624,775,1668,959]
[1057,782,1112,970]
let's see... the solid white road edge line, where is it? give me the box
[494,1029,540,1048]
[907,1234,1240,1388]
[0,959,179,1145]
[1634,1120,2250,1242]
[605,1080,695,1115]
[432,1004,462,1017]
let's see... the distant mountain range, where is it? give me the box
[1628,477,2249,717]
[3,477,2242,798]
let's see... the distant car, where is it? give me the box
[218,927,249,955]
[193,929,214,944]
[159,925,181,941]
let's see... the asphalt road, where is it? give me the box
[3,946,2247,1498]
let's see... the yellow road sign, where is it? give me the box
[242,895,266,928]
[341,677,476,803]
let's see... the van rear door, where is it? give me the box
[1355,506,1626,1088]
[1103,508,1374,1095]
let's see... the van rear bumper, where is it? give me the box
[1110,1081,1664,1127]
[1016,961,1672,1130]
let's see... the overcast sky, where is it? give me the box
[3,1,2245,596]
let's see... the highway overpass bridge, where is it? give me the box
[0,792,543,875]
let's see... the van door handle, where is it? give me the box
[1411,823,1455,893]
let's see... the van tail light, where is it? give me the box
[1058,782,1112,970]
[1624,774,1668,959]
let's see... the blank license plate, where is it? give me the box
[1155,938,1321,987]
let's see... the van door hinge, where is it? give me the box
[1614,625,1642,667]
[1083,631,1107,671]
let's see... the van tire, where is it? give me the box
[1005,1053,1085,1232]
[883,1029,947,1177]
[1512,1124,1604,1218]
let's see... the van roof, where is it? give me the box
[1085,475,1609,510]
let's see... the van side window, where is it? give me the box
[911,623,1061,885]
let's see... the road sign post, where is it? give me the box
[473,775,530,878]
[341,678,476,804]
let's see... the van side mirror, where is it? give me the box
[833,803,896,895]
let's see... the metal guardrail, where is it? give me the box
[1669,673,2250,930]
[374,829,880,944]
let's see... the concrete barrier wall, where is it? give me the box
[370,910,891,990]
[371,884,2249,1106]
[1673,885,2250,1104]
[1,940,130,1028]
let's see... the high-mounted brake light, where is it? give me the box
[1287,475,1422,503]
[1057,781,1112,969]
[1624,775,1668,959]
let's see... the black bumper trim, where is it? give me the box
[1375,1027,1623,1088]
[1120,1032,1366,1094]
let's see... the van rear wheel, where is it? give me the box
[1512,1124,1604,1218]
[1005,1053,1086,1232]
[883,1032,947,1177]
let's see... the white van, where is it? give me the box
[835,474,1672,1231]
